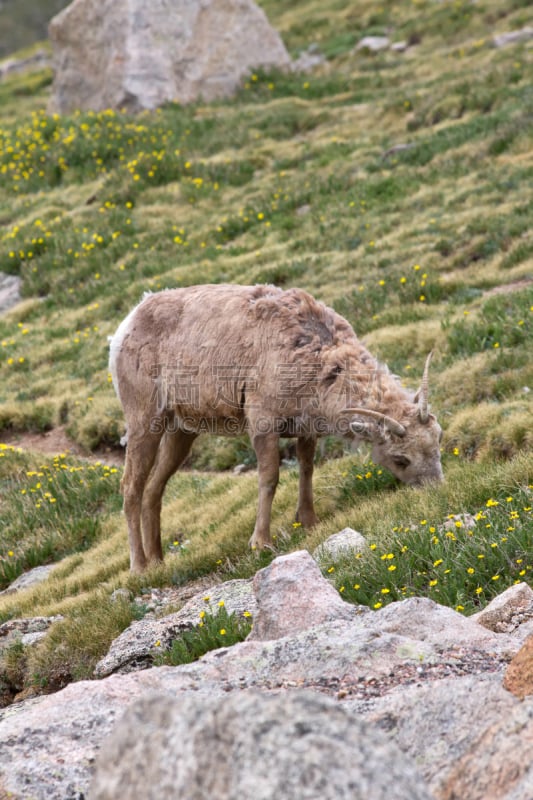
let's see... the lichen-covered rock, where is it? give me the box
[363,674,533,800]
[362,596,519,656]
[0,615,63,643]
[48,0,291,113]
[89,691,430,800]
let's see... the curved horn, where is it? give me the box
[418,351,433,424]
[344,408,406,437]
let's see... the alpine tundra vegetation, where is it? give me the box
[0,0,532,697]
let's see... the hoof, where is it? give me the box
[249,533,274,551]
[295,511,319,529]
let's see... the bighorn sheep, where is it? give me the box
[109,284,443,571]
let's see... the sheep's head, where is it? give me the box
[348,353,443,486]
[368,411,443,486]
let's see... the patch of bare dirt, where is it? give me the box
[0,426,124,466]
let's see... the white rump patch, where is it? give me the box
[108,295,149,400]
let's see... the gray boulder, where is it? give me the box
[363,674,533,800]
[0,564,56,596]
[313,527,368,562]
[88,691,430,800]
[48,0,291,113]
[0,273,21,316]
[358,595,519,656]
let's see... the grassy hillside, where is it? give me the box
[0,0,532,699]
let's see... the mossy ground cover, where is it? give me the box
[0,0,531,698]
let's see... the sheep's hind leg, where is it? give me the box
[141,430,197,563]
[121,427,163,572]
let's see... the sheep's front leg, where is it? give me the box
[249,432,280,550]
[295,436,319,529]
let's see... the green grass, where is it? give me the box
[0,0,532,701]
[154,605,253,667]
[324,484,532,615]
[0,444,122,589]
[444,286,532,357]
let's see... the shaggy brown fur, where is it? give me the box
[110,284,443,571]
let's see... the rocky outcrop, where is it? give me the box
[48,0,291,113]
[248,550,359,641]
[471,581,533,637]
[89,691,430,800]
[1,549,532,800]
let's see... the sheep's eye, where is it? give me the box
[392,455,411,469]
[324,365,342,384]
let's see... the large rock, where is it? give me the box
[438,700,533,800]
[0,551,531,799]
[248,550,362,641]
[48,0,291,113]
[362,674,533,800]
[0,668,221,800]
[89,691,430,800]
[358,595,518,656]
